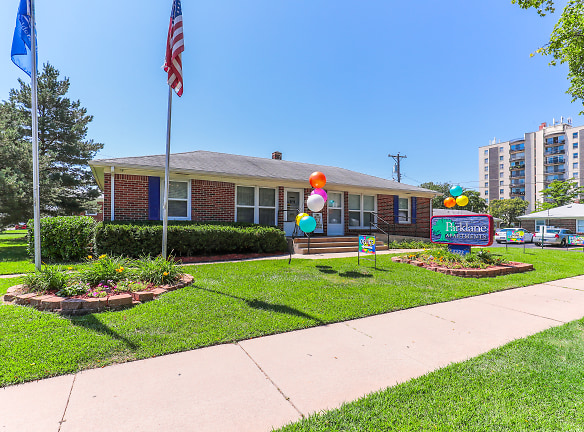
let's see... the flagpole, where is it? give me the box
[162,86,172,259]
[30,0,41,271]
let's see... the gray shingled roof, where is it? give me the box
[91,150,436,195]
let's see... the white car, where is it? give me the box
[495,228,534,244]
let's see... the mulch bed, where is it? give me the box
[2,274,194,315]
[391,257,534,277]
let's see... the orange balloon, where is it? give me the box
[444,197,456,208]
[309,171,326,188]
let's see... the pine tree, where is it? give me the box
[0,63,103,226]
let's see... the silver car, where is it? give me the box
[533,228,574,247]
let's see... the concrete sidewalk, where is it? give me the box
[3,276,584,432]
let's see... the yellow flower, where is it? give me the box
[67,267,73,270]
[116,267,124,273]
[163,272,168,276]
[99,254,107,259]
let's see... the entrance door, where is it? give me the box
[327,191,344,236]
[284,189,303,236]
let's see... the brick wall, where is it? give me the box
[192,180,235,222]
[103,173,149,221]
[520,219,578,233]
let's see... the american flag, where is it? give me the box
[164,0,184,97]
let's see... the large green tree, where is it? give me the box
[535,178,584,210]
[420,182,487,213]
[488,198,530,226]
[0,64,103,226]
[514,0,584,111]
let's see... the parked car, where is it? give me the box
[495,228,534,244]
[533,228,574,247]
[14,222,27,230]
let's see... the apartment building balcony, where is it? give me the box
[509,162,525,170]
[545,156,565,165]
[510,188,525,196]
[545,135,566,145]
[544,146,565,155]
[509,143,525,153]
[544,165,566,174]
[510,179,525,185]
[545,174,566,182]
[510,171,525,178]
[509,154,525,162]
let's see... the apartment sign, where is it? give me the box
[431,215,494,247]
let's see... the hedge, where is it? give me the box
[94,222,289,258]
[27,216,96,261]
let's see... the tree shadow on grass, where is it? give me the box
[69,314,139,349]
[195,286,325,324]
[315,265,337,274]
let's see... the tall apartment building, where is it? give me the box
[478,119,584,212]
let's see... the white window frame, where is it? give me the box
[397,196,411,224]
[160,179,191,220]
[348,193,377,229]
[235,185,277,225]
[577,219,584,233]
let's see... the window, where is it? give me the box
[500,181,504,186]
[574,152,579,159]
[574,143,579,149]
[163,180,190,219]
[484,149,488,155]
[485,191,489,196]
[485,198,489,204]
[500,164,504,170]
[577,220,584,233]
[484,174,488,180]
[484,167,488,172]
[499,156,504,161]
[484,182,488,187]
[484,158,488,164]
[500,147,504,153]
[575,172,579,178]
[500,172,504,178]
[574,132,578,139]
[500,189,504,194]
[397,197,410,224]
[348,194,375,227]
[236,186,276,225]
[574,162,579,169]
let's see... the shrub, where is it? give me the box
[23,266,70,292]
[94,222,288,258]
[27,216,96,262]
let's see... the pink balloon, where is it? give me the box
[311,188,327,202]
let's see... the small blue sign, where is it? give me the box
[447,244,471,256]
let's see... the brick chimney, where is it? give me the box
[272,151,282,160]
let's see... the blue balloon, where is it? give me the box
[450,185,463,197]
[299,215,317,233]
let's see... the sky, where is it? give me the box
[0,0,578,190]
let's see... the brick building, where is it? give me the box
[518,203,584,233]
[89,151,437,238]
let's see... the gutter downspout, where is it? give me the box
[110,166,115,221]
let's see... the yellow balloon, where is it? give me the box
[296,213,308,225]
[456,195,469,207]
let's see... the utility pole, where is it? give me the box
[388,152,407,182]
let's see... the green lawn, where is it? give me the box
[0,231,33,275]
[276,319,584,431]
[1,248,583,388]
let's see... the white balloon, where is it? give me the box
[307,194,325,212]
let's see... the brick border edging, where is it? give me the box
[390,257,534,277]
[1,274,194,315]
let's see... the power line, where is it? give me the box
[388,152,407,183]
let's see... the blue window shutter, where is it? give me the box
[411,197,417,224]
[148,176,160,220]
[393,195,399,223]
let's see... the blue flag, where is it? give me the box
[11,0,36,77]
